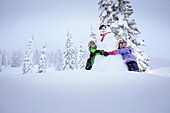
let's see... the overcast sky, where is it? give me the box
[0,0,170,59]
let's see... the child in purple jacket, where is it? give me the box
[109,40,139,72]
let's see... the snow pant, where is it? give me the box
[85,58,92,70]
[126,61,139,72]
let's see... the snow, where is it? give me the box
[147,67,170,77]
[0,67,170,113]
[98,29,117,51]
[96,26,127,71]
[0,0,170,112]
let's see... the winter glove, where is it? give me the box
[100,50,109,56]
[103,51,109,56]
[109,50,117,55]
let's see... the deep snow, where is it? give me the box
[0,67,170,113]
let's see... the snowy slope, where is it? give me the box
[147,67,170,77]
[0,67,170,113]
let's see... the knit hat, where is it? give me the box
[118,40,127,49]
[88,40,96,47]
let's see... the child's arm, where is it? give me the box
[95,50,109,56]
[109,48,131,55]
[109,50,117,55]
[117,47,131,54]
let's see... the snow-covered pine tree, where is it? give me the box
[33,49,40,65]
[55,49,63,71]
[98,0,115,29]
[22,36,34,74]
[63,31,76,70]
[47,52,55,67]
[74,48,78,69]
[78,42,85,69]
[37,44,47,73]
[98,0,137,35]
[98,0,149,72]
[2,50,7,66]
[90,26,97,43]
[11,50,23,67]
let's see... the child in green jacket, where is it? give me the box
[85,40,109,70]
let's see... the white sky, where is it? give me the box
[0,0,170,59]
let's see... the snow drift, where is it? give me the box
[0,67,170,113]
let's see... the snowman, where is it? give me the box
[92,24,127,72]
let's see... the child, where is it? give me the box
[85,40,109,70]
[109,40,139,72]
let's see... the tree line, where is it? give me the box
[0,32,91,74]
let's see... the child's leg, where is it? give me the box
[85,58,92,70]
[126,61,139,72]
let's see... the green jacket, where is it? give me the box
[87,46,103,66]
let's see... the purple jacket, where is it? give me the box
[117,47,137,64]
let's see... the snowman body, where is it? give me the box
[92,26,127,72]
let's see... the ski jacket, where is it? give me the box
[87,47,105,66]
[117,47,137,64]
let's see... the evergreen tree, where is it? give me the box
[63,31,76,70]
[37,44,47,73]
[74,48,78,69]
[99,0,140,36]
[84,48,89,61]
[98,0,149,72]
[22,36,34,74]
[33,49,40,65]
[11,50,23,67]
[55,49,63,71]
[90,26,97,43]
[2,50,7,66]
[47,52,55,67]
[78,42,85,69]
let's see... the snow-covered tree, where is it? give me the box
[90,26,98,43]
[37,44,47,73]
[22,36,34,74]
[98,0,140,36]
[11,50,23,67]
[63,31,76,70]
[55,49,63,71]
[78,42,85,69]
[47,52,56,67]
[84,48,89,61]
[1,50,7,66]
[33,49,40,65]
[75,48,78,69]
[98,0,149,72]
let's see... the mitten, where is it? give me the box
[109,50,117,55]
[100,50,108,56]
[103,51,109,56]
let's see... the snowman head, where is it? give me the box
[99,24,111,33]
